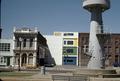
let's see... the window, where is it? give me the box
[115,40,119,45]
[0,43,10,51]
[104,46,108,54]
[64,33,74,36]
[4,57,7,63]
[23,39,26,47]
[64,41,66,45]
[28,54,33,64]
[67,60,73,62]
[66,49,73,53]
[67,41,73,45]
[85,37,89,44]
[83,45,88,53]
[1,57,3,63]
[115,55,119,63]
[30,39,33,47]
[115,47,119,54]
[63,40,74,45]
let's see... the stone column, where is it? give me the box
[20,54,22,67]
[33,53,36,67]
[27,54,29,66]
[34,37,37,50]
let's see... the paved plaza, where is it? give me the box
[0,66,120,81]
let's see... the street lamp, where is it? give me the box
[40,46,46,75]
[18,37,22,71]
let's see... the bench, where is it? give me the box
[52,75,87,81]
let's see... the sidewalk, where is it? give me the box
[0,73,52,81]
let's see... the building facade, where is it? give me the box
[78,33,89,67]
[54,32,79,66]
[79,33,120,67]
[0,39,14,67]
[103,34,120,67]
[13,27,47,68]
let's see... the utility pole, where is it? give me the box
[18,37,22,71]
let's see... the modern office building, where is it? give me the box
[13,27,47,68]
[0,39,14,67]
[79,33,120,67]
[54,32,79,66]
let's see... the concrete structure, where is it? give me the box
[83,0,110,69]
[13,27,47,68]
[44,35,63,65]
[78,33,120,67]
[54,32,79,66]
[0,39,14,67]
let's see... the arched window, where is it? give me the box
[21,53,27,66]
[28,53,33,65]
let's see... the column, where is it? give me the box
[20,54,22,67]
[34,37,37,50]
[33,53,36,67]
[27,54,29,66]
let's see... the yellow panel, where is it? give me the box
[73,38,78,46]
[54,32,61,36]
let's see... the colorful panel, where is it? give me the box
[63,57,77,65]
[63,47,77,55]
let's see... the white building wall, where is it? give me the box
[44,35,63,65]
[54,32,79,66]
[0,39,14,66]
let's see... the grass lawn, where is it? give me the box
[0,72,37,77]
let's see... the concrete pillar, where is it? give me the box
[88,8,104,69]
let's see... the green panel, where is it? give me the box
[63,47,77,55]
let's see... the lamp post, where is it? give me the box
[18,37,22,71]
[40,47,46,75]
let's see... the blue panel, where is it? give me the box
[63,57,76,65]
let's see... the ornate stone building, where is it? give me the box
[13,27,47,68]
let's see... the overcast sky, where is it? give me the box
[1,0,120,38]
